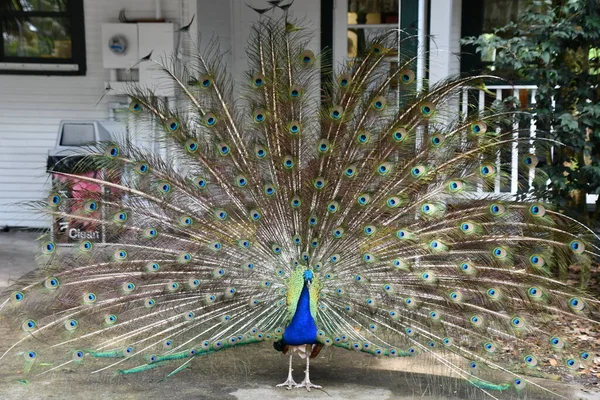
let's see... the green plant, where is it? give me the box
[463,0,600,225]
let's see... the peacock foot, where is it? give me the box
[295,379,322,391]
[276,377,298,389]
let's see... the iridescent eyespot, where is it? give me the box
[217,142,230,156]
[114,249,127,260]
[48,193,62,206]
[357,132,371,144]
[158,182,171,194]
[288,121,302,135]
[129,100,142,113]
[431,134,445,147]
[252,73,265,88]
[529,254,545,267]
[492,247,507,258]
[570,240,585,254]
[84,293,96,303]
[489,203,506,215]
[480,164,496,177]
[165,118,180,132]
[524,354,538,366]
[105,314,117,325]
[313,177,326,189]
[411,165,425,178]
[253,109,267,123]
[123,282,136,292]
[370,43,386,55]
[332,227,344,238]
[337,73,351,88]
[471,121,487,135]
[105,144,119,158]
[42,241,56,254]
[511,316,525,328]
[179,252,192,262]
[291,196,301,208]
[204,113,217,126]
[282,155,294,169]
[22,319,37,331]
[146,262,160,272]
[271,244,282,254]
[289,85,302,98]
[25,351,37,360]
[299,49,315,65]
[73,350,85,361]
[513,378,526,390]
[12,291,24,302]
[420,102,435,116]
[344,165,357,178]
[569,297,585,311]
[529,204,545,217]
[371,96,386,111]
[357,194,371,205]
[185,139,199,153]
[317,139,330,153]
[199,74,212,88]
[65,319,78,331]
[263,183,276,196]
[249,209,261,221]
[522,153,538,167]
[363,225,376,236]
[330,106,344,120]
[391,127,407,142]
[133,161,149,176]
[549,337,564,349]
[327,201,339,213]
[377,162,392,176]
[400,69,415,84]
[215,209,227,220]
[113,211,128,223]
[421,203,436,215]
[255,145,267,159]
[45,277,59,289]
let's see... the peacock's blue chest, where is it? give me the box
[282,284,318,346]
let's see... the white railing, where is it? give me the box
[461,84,598,206]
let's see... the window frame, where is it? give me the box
[0,0,86,75]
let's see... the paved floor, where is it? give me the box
[0,230,598,400]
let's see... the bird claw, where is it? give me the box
[295,380,322,391]
[276,378,297,390]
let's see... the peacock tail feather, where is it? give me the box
[1,15,598,397]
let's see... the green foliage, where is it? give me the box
[463,0,600,224]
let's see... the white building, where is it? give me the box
[0,0,543,228]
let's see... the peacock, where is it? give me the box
[1,4,599,397]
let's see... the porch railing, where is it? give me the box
[460,84,598,206]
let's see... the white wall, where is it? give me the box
[0,0,193,228]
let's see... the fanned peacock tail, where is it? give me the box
[1,14,599,397]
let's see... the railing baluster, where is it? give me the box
[529,89,537,194]
[511,89,520,195]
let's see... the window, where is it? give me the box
[347,0,399,58]
[461,0,525,73]
[0,0,86,75]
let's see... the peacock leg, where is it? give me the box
[275,353,297,389]
[295,344,322,391]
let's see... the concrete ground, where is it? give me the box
[0,230,598,400]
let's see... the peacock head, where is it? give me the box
[303,269,314,283]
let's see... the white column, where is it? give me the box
[429,0,462,85]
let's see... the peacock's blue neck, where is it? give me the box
[282,282,318,346]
